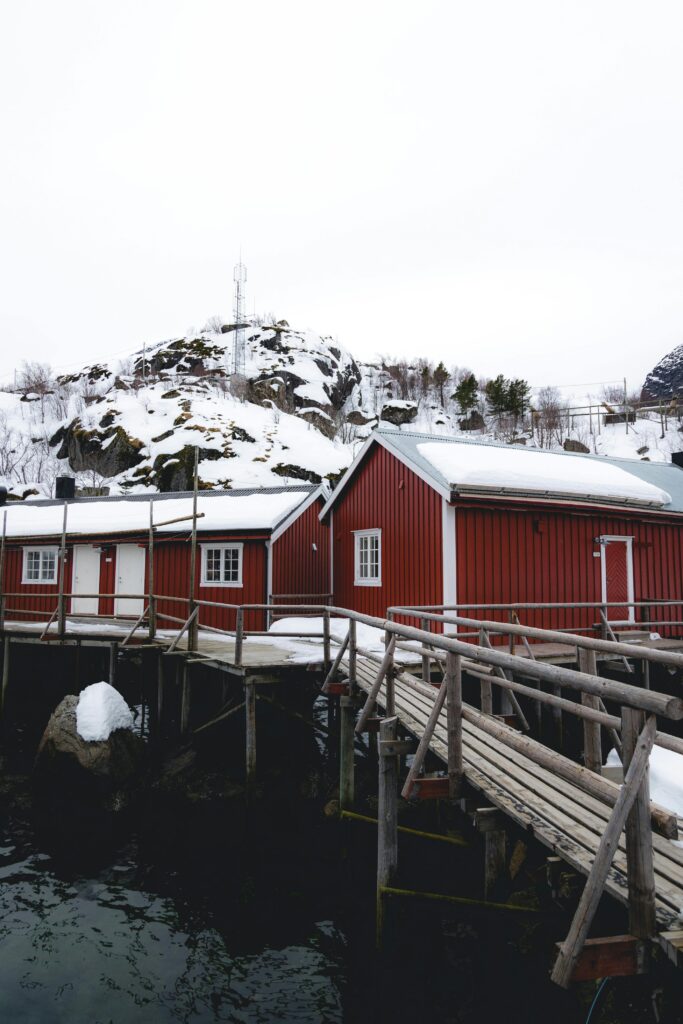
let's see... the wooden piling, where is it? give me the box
[245,677,256,796]
[187,447,199,653]
[1,637,10,716]
[477,808,507,899]
[180,662,191,737]
[156,652,164,742]
[108,642,118,686]
[446,652,463,797]
[578,649,602,773]
[57,501,68,637]
[622,706,656,939]
[377,715,399,948]
[339,694,356,811]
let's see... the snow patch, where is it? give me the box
[76,681,134,742]
[606,746,683,818]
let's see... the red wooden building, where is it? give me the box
[320,430,683,635]
[1,485,329,632]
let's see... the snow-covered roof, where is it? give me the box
[321,430,683,515]
[0,486,318,540]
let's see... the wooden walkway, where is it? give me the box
[353,654,683,969]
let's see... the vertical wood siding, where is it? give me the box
[154,538,268,632]
[3,546,72,621]
[332,444,443,617]
[455,503,683,637]
[271,498,330,606]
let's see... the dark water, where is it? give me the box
[0,812,348,1024]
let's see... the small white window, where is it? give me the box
[200,543,243,587]
[22,547,59,584]
[354,529,381,586]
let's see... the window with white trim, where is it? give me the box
[200,543,243,587]
[354,529,381,586]
[22,547,59,584]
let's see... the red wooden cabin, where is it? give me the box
[1,485,329,632]
[320,430,683,637]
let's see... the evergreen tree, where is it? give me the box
[484,374,510,415]
[433,361,450,406]
[453,373,478,413]
[508,378,531,419]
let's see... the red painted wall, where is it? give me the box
[454,502,683,637]
[271,497,330,607]
[331,444,444,617]
[3,546,72,621]
[154,537,268,632]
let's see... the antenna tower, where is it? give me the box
[232,260,248,377]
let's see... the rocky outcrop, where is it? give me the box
[34,695,144,806]
[152,445,224,491]
[298,409,336,438]
[50,419,146,476]
[641,344,683,400]
[272,463,323,484]
[458,411,485,432]
[380,401,418,426]
[563,438,590,454]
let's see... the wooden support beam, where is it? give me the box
[326,681,348,697]
[180,662,191,737]
[339,694,356,812]
[476,807,507,899]
[560,934,648,982]
[377,716,399,948]
[578,648,602,773]
[622,707,656,940]
[245,677,256,796]
[446,652,463,798]
[355,636,397,734]
[551,714,656,988]
[1,637,10,716]
[401,675,448,799]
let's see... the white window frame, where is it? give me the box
[200,542,243,588]
[353,529,382,587]
[599,535,635,624]
[22,546,59,585]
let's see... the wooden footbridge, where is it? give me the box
[3,593,683,987]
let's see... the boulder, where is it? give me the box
[35,693,144,804]
[380,400,418,426]
[563,438,590,454]
[152,445,223,491]
[298,408,336,438]
[51,418,145,476]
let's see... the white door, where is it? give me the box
[114,544,146,616]
[71,545,101,615]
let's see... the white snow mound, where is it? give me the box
[76,681,134,742]
[606,746,683,818]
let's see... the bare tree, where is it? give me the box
[534,386,564,448]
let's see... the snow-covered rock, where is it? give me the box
[76,682,134,742]
[642,344,683,401]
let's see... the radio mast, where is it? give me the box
[232,260,248,377]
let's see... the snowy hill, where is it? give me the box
[1,318,682,500]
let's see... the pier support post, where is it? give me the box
[578,649,602,773]
[108,642,118,687]
[1,637,10,716]
[156,652,164,745]
[245,677,256,796]
[622,707,656,939]
[476,808,507,899]
[377,716,399,948]
[339,694,356,811]
[180,662,191,738]
[446,652,463,798]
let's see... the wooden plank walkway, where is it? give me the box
[353,654,683,967]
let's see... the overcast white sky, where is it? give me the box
[1,1,682,395]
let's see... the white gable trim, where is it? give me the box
[319,433,450,520]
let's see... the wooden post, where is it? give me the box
[180,661,191,737]
[108,642,118,686]
[622,706,656,939]
[323,610,331,674]
[421,616,431,682]
[57,500,68,637]
[477,808,507,899]
[552,684,563,749]
[245,677,256,796]
[148,498,156,641]
[339,694,356,811]
[385,634,395,717]
[235,607,244,667]
[187,447,199,652]
[0,510,6,631]
[551,714,656,987]
[446,652,463,798]
[478,628,493,714]
[578,648,602,773]
[1,637,10,716]
[74,639,81,690]
[377,716,399,948]
[156,652,164,744]
[348,617,357,696]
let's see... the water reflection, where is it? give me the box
[0,827,345,1024]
